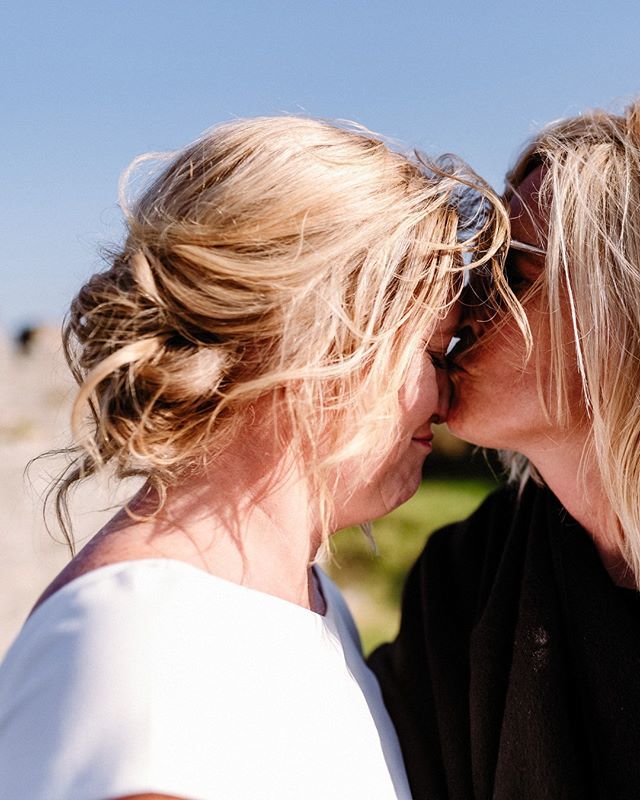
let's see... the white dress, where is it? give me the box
[0,559,411,800]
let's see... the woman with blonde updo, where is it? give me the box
[0,116,514,800]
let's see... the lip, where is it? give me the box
[411,435,433,450]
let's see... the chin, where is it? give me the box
[447,414,496,449]
[448,414,529,453]
[337,453,426,527]
[447,390,499,448]
[446,402,479,444]
[382,469,423,515]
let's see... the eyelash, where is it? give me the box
[427,351,447,370]
[505,251,531,293]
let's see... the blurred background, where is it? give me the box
[2,0,640,656]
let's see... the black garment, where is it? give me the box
[369,481,640,800]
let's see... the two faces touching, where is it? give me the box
[414,164,551,493]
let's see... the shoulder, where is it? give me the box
[0,561,238,743]
[0,561,189,799]
[2,559,328,692]
[0,561,337,800]
[18,560,232,663]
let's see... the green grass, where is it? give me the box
[326,477,497,654]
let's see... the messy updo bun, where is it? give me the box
[52,116,513,549]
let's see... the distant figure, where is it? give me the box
[0,117,515,800]
[370,102,640,800]
[15,325,36,355]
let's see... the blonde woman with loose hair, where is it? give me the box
[370,101,640,800]
[0,116,511,800]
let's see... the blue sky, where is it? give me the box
[3,0,640,332]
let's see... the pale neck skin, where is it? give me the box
[35,418,328,615]
[524,431,635,588]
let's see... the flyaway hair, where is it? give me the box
[46,116,522,551]
[504,100,640,583]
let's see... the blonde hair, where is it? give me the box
[504,101,640,580]
[51,116,511,550]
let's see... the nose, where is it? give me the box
[432,362,452,424]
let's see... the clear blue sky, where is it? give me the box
[3,0,640,333]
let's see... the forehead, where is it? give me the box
[508,165,548,248]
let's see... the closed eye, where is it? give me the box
[444,327,476,364]
[427,351,448,370]
[505,248,535,294]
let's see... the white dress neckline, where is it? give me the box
[28,556,330,626]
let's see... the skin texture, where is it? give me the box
[448,167,629,585]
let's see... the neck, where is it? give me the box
[525,430,635,589]
[109,446,326,613]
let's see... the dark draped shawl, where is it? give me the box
[368,481,640,800]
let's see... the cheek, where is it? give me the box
[448,315,554,448]
[458,321,530,390]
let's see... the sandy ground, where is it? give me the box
[0,328,142,657]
